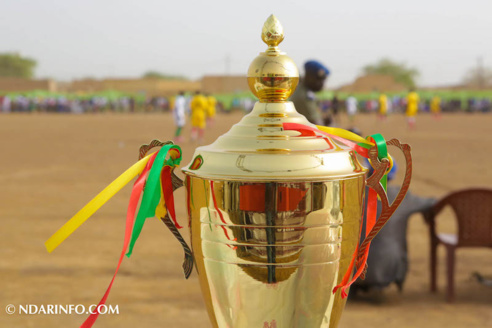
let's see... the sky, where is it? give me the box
[1,0,491,88]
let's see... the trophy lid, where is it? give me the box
[182,15,366,181]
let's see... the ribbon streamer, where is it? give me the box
[126,144,182,257]
[283,123,372,157]
[79,153,157,328]
[315,125,374,148]
[46,142,183,328]
[45,152,156,253]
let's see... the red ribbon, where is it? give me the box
[335,248,370,298]
[161,166,182,229]
[332,205,373,298]
[366,189,378,236]
[80,153,157,328]
[283,122,369,157]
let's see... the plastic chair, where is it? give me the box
[425,188,492,302]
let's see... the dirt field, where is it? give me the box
[1,111,491,327]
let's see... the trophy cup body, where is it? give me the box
[186,176,364,327]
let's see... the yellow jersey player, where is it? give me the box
[430,95,441,119]
[206,94,217,127]
[406,89,420,129]
[190,91,207,143]
[378,93,388,120]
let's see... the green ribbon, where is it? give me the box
[367,133,388,191]
[126,144,182,257]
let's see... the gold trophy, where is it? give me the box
[46,14,412,328]
[178,15,412,328]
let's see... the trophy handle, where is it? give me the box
[357,139,413,278]
[139,140,194,279]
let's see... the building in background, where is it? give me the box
[337,74,407,93]
[201,75,248,94]
[0,78,57,93]
[65,78,201,97]
[1,75,251,96]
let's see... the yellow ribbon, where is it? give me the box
[45,152,155,253]
[316,125,375,147]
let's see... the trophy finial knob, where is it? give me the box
[261,14,284,49]
[247,15,299,102]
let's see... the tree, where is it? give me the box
[142,71,188,80]
[462,67,492,89]
[0,53,37,78]
[362,58,419,89]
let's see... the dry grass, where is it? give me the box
[1,111,491,327]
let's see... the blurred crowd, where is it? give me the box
[0,94,229,114]
[319,94,492,115]
[0,94,147,113]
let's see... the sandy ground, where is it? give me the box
[1,111,491,328]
